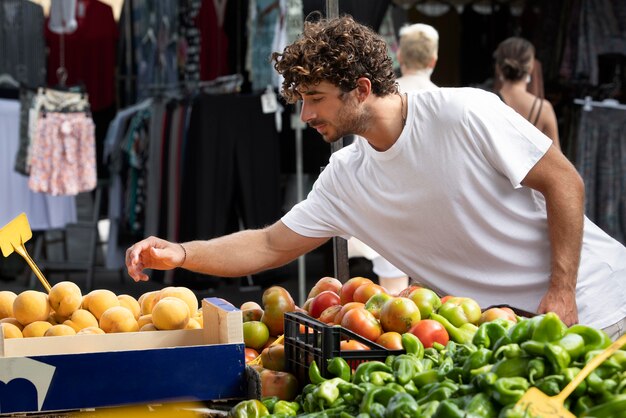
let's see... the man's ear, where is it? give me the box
[355,77,372,102]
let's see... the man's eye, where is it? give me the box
[312,97,323,103]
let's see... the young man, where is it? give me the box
[126,16,626,337]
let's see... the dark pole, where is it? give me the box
[325,0,350,283]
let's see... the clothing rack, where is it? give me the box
[574,96,626,112]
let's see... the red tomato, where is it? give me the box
[440,295,454,304]
[341,307,382,342]
[334,301,365,324]
[307,277,343,299]
[397,285,422,298]
[352,283,388,304]
[340,339,371,351]
[479,307,517,324]
[318,305,343,324]
[340,277,374,305]
[376,331,404,350]
[409,319,449,348]
[244,347,259,363]
[308,290,341,318]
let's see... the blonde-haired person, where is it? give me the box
[494,37,560,150]
[396,23,439,92]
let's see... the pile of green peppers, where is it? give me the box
[229,315,626,418]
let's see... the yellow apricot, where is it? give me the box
[83,289,120,320]
[44,324,76,336]
[151,297,189,330]
[99,306,139,333]
[48,281,82,317]
[139,323,158,332]
[22,321,53,337]
[77,326,105,335]
[13,290,50,326]
[0,291,17,319]
[1,322,23,338]
[158,287,198,316]
[63,309,98,332]
[139,290,160,315]
[117,294,141,319]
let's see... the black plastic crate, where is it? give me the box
[283,312,404,385]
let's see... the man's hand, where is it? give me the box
[125,236,185,282]
[537,284,578,326]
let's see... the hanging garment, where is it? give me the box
[247,0,281,92]
[104,100,154,269]
[48,0,78,34]
[28,111,97,196]
[45,0,118,111]
[196,0,229,81]
[176,92,282,287]
[0,99,76,230]
[0,0,46,86]
[15,87,90,175]
[574,105,626,244]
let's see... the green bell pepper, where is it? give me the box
[527,357,546,384]
[403,380,419,396]
[369,370,395,386]
[555,332,586,361]
[563,367,587,398]
[313,379,341,407]
[353,361,393,385]
[401,332,425,358]
[465,392,497,418]
[462,347,493,378]
[328,357,351,382]
[229,399,270,418]
[261,396,279,413]
[566,324,612,353]
[392,354,422,385]
[385,392,419,418]
[494,343,522,360]
[572,395,595,417]
[472,319,512,350]
[492,377,529,406]
[416,400,440,418]
[309,361,327,384]
[532,312,567,342]
[431,312,478,344]
[581,394,626,418]
[534,374,564,396]
[490,356,530,378]
[436,356,454,378]
[415,379,459,404]
[472,371,497,393]
[545,342,572,372]
[359,386,398,414]
[412,369,440,388]
[431,399,466,418]
[273,400,300,416]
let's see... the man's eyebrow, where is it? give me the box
[299,89,323,96]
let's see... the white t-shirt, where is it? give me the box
[397,70,438,93]
[282,88,626,329]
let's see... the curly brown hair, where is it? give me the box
[271,15,398,104]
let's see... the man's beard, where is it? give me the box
[316,103,369,143]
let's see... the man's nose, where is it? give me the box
[300,102,315,123]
